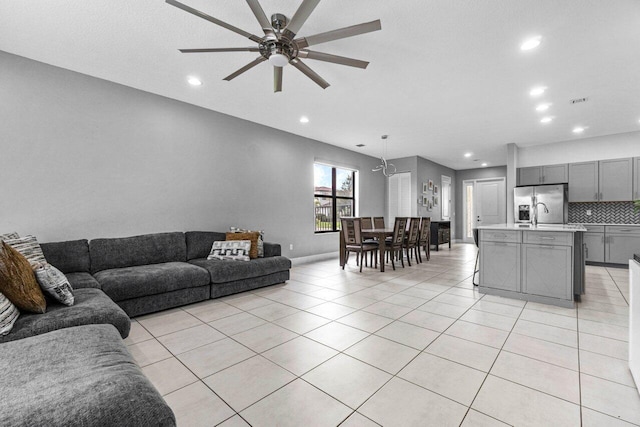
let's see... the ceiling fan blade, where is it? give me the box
[290,58,329,89]
[166,0,263,43]
[298,50,369,69]
[223,56,267,81]
[245,0,276,38]
[274,66,283,93]
[281,0,321,40]
[179,47,260,53]
[296,20,381,49]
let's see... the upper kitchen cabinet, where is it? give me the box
[517,164,568,186]
[569,158,633,202]
[569,161,599,202]
[634,157,640,200]
[599,158,633,201]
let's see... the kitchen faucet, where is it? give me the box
[531,199,549,228]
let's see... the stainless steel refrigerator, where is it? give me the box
[514,184,568,224]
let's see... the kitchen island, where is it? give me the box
[477,224,586,308]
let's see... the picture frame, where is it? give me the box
[422,195,429,206]
[428,199,433,210]
[434,185,439,195]
[422,182,429,194]
[428,180,433,191]
[434,196,439,207]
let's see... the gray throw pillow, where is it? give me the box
[34,264,75,306]
[0,292,20,336]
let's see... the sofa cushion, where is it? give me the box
[90,232,187,273]
[190,256,292,283]
[0,324,176,427]
[0,241,46,313]
[40,239,91,273]
[208,240,251,262]
[3,235,47,266]
[94,261,210,302]
[263,242,282,257]
[0,288,130,343]
[66,272,101,289]
[185,231,227,260]
[226,231,260,259]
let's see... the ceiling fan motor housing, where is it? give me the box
[260,39,298,66]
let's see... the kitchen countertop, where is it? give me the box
[478,224,586,232]
[569,223,640,226]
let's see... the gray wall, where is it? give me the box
[387,156,457,237]
[0,51,386,258]
[454,166,507,236]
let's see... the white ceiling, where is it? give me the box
[2,0,640,170]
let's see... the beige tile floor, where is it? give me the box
[124,243,640,426]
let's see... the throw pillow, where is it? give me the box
[0,292,20,336]
[0,242,46,313]
[231,227,265,257]
[34,263,75,306]
[0,232,20,241]
[4,235,47,267]
[226,232,260,259]
[208,240,251,262]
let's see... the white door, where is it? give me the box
[476,178,506,227]
[388,172,412,221]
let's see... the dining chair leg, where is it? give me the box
[359,252,364,273]
[405,247,412,266]
[417,246,422,263]
[390,251,395,270]
[399,249,405,268]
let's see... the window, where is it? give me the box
[314,163,356,232]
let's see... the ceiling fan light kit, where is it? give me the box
[166,0,381,92]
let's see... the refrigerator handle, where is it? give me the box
[594,193,598,201]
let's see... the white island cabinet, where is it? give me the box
[631,256,640,393]
[478,224,586,308]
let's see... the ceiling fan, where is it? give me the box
[166,0,381,92]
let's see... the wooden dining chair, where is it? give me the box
[341,217,378,272]
[361,217,374,230]
[418,217,431,262]
[384,217,408,270]
[403,217,421,266]
[373,217,385,229]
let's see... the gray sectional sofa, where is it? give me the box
[1,230,291,426]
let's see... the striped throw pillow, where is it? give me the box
[0,292,20,336]
[0,232,19,241]
[4,235,47,267]
[34,264,75,306]
[208,240,251,262]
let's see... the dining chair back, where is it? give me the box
[373,217,385,229]
[404,217,421,266]
[418,217,431,262]
[361,217,374,230]
[384,217,408,270]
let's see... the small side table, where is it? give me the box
[430,221,451,251]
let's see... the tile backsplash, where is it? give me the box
[569,201,640,224]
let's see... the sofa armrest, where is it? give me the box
[263,242,281,257]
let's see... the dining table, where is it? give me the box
[339,228,394,272]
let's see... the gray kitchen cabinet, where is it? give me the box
[479,241,520,292]
[634,157,640,200]
[542,164,569,184]
[522,244,572,300]
[518,167,542,186]
[569,161,599,202]
[584,232,605,263]
[517,164,568,186]
[599,158,633,201]
[605,226,640,264]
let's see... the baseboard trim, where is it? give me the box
[290,251,339,266]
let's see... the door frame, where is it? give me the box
[462,177,506,243]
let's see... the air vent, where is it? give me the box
[356,144,366,147]
[570,97,588,104]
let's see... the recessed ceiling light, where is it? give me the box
[299,116,309,123]
[187,76,202,86]
[481,163,488,167]
[540,116,553,123]
[464,152,473,158]
[573,127,585,134]
[535,103,551,112]
[520,36,541,51]
[530,86,547,97]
